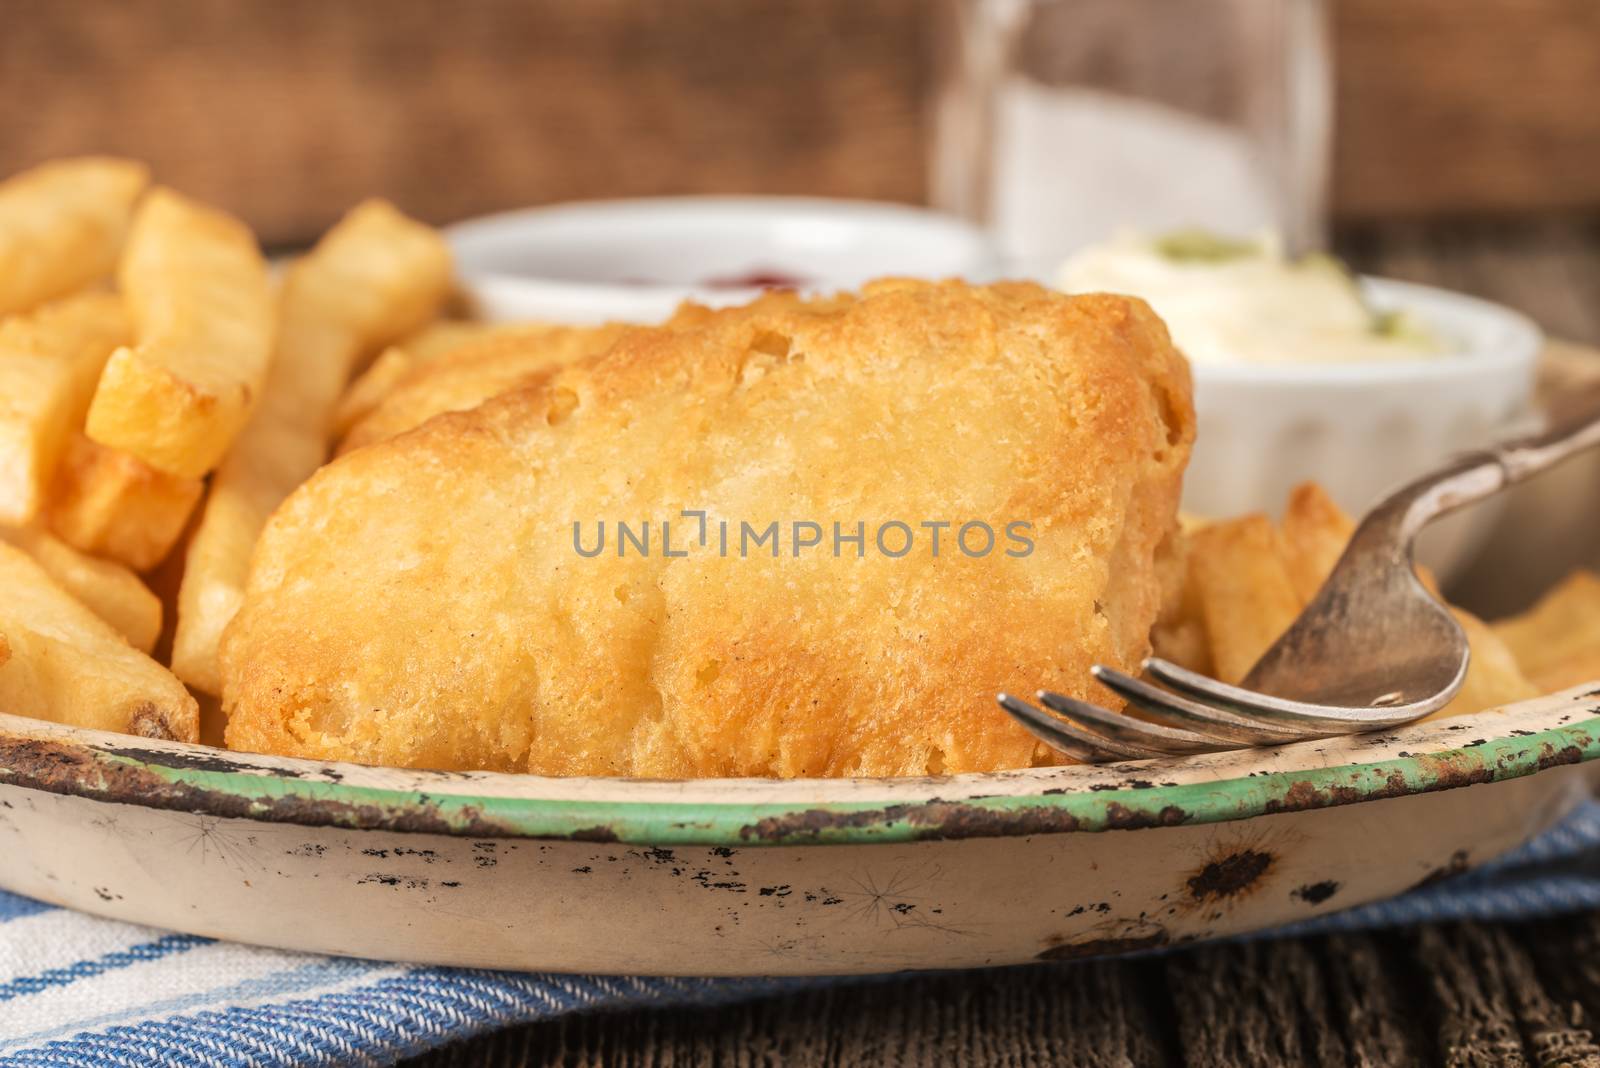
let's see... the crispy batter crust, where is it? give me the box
[336,323,630,453]
[222,281,1194,776]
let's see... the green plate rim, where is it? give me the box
[2,702,1596,847]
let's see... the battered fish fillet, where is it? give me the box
[222,280,1194,777]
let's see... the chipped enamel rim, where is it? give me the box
[2,686,1597,847]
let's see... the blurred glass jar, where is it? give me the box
[930,0,1332,276]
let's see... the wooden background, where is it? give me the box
[2,0,1597,246]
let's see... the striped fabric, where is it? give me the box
[4,799,1600,1066]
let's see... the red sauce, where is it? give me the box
[615,270,811,290]
[699,269,810,290]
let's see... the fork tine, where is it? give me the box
[1140,657,1435,731]
[1090,666,1312,746]
[1035,691,1224,755]
[997,694,1161,762]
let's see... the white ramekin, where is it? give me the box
[447,197,1000,324]
[1185,277,1543,581]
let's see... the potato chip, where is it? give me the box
[0,542,196,741]
[1149,527,1212,676]
[1423,608,1539,721]
[0,291,129,524]
[45,432,203,571]
[172,199,452,694]
[1185,514,1303,685]
[0,157,149,316]
[83,187,274,477]
[1494,570,1600,693]
[1,524,161,653]
[1177,481,1556,721]
[1280,481,1355,603]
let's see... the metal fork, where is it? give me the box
[1000,387,1600,763]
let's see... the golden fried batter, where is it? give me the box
[337,291,853,454]
[337,323,629,453]
[222,280,1194,776]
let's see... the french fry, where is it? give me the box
[0,157,149,316]
[172,199,452,694]
[83,187,274,477]
[1186,514,1303,685]
[45,432,203,571]
[1149,527,1213,676]
[1424,608,1539,721]
[1494,570,1600,693]
[1279,481,1355,603]
[1182,481,1549,722]
[0,524,160,653]
[0,542,196,741]
[0,291,129,524]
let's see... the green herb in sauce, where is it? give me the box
[1154,230,1261,263]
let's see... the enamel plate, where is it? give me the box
[1,686,1597,975]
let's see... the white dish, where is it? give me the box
[2,689,1596,975]
[1184,278,1542,581]
[448,197,1000,324]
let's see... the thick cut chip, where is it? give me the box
[1494,570,1600,693]
[0,542,196,740]
[1179,482,1541,720]
[1185,514,1303,686]
[1280,481,1355,603]
[0,157,149,317]
[171,200,452,695]
[222,282,1196,775]
[46,432,203,570]
[1424,608,1538,721]
[0,524,161,652]
[83,188,273,477]
[1149,527,1213,677]
[0,292,129,524]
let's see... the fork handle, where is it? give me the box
[1362,382,1600,553]
[1493,382,1600,482]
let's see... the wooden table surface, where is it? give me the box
[403,224,1600,1067]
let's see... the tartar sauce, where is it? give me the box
[1058,231,1440,366]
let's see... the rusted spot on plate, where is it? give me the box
[739,801,1086,843]
[1103,802,1189,830]
[1536,744,1583,771]
[103,744,252,776]
[1262,755,1500,816]
[570,825,620,843]
[1292,880,1341,905]
[1187,849,1274,902]
[0,737,519,838]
